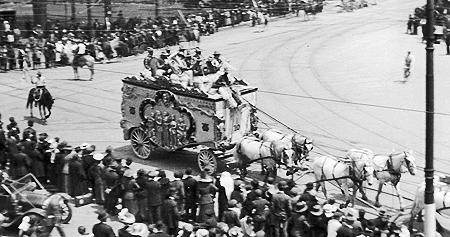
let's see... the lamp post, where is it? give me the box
[424,0,435,235]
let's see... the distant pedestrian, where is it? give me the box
[406,15,413,34]
[182,168,197,222]
[403,51,414,79]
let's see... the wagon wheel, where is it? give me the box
[131,128,154,160]
[198,150,217,175]
[59,199,73,224]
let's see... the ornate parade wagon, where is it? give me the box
[120,75,258,174]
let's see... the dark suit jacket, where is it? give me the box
[336,224,356,237]
[183,176,198,204]
[28,149,46,178]
[92,222,116,237]
[146,179,162,206]
[11,152,31,178]
[271,191,291,217]
[161,198,180,229]
[22,127,36,141]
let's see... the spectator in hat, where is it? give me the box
[117,208,136,237]
[357,209,369,231]
[135,169,148,222]
[22,120,37,142]
[103,163,121,215]
[323,204,335,222]
[149,221,170,237]
[68,153,89,196]
[6,117,20,138]
[161,187,181,236]
[230,179,246,206]
[337,215,356,237]
[308,204,327,237]
[327,212,343,237]
[88,153,105,205]
[170,171,185,214]
[223,200,241,228]
[271,181,291,237]
[92,211,116,237]
[102,146,115,168]
[251,189,269,232]
[158,170,170,201]
[373,209,389,231]
[11,144,31,179]
[182,168,197,221]
[200,208,218,229]
[299,182,318,208]
[122,169,140,216]
[287,201,309,237]
[146,171,162,224]
[28,142,46,184]
[196,171,218,222]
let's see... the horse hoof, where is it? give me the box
[374,202,382,208]
[362,196,368,201]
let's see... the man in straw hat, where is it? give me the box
[286,201,309,237]
[92,211,115,237]
[336,215,357,237]
[88,153,105,204]
[327,212,343,237]
[308,204,327,237]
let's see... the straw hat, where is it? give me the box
[322,204,334,218]
[294,201,308,213]
[310,204,323,216]
[118,208,136,224]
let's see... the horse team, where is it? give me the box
[233,128,418,211]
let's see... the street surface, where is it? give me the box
[2,0,450,234]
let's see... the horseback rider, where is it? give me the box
[31,70,48,95]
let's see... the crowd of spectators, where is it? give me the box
[0,7,271,73]
[0,113,428,237]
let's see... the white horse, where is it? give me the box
[408,180,450,230]
[260,129,313,165]
[313,155,375,207]
[234,136,295,179]
[347,149,417,210]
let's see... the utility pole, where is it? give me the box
[155,0,160,19]
[71,0,76,24]
[424,0,435,235]
[87,0,92,28]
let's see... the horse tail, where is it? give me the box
[26,88,34,109]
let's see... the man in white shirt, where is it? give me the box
[328,212,343,237]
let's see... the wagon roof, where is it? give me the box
[123,76,258,102]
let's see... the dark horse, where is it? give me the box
[26,88,54,121]
[73,55,95,80]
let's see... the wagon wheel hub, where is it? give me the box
[198,150,218,175]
